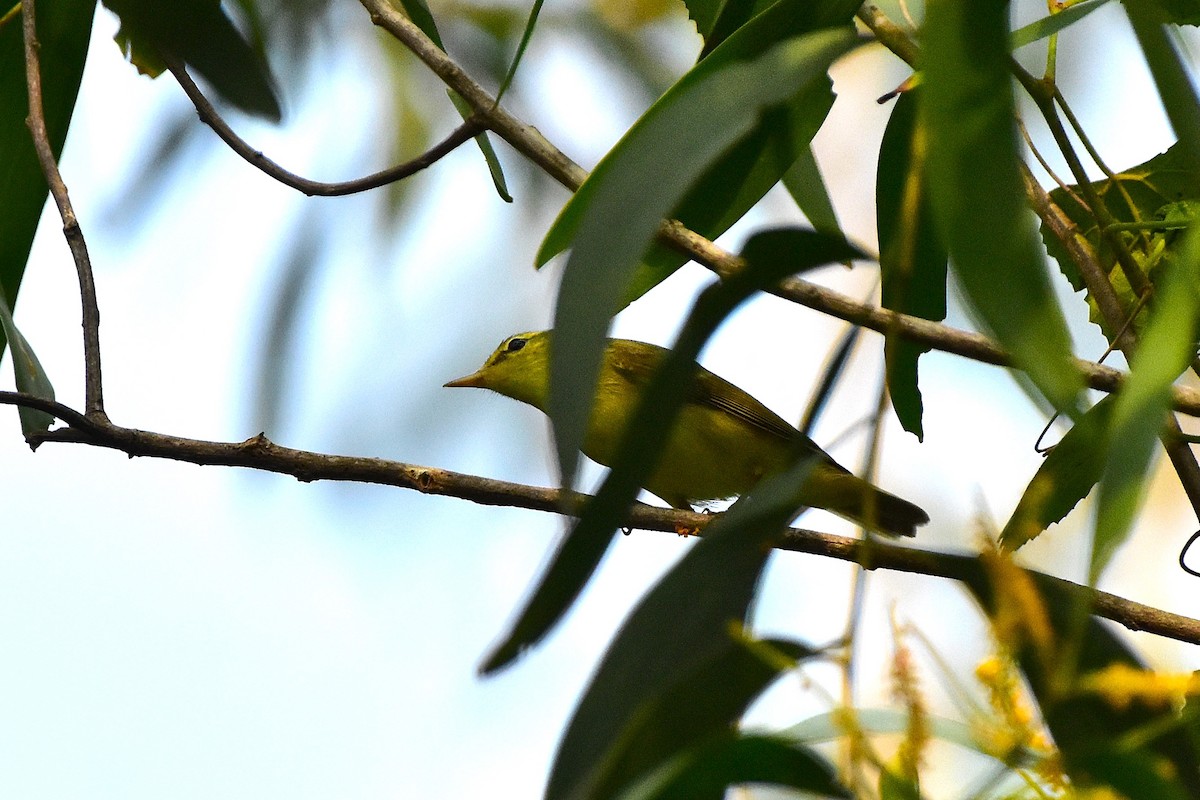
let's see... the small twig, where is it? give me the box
[166,57,486,197]
[1,387,1196,647]
[20,0,106,420]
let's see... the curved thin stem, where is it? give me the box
[166,57,486,197]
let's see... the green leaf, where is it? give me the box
[876,89,947,441]
[0,286,54,434]
[1000,395,1116,552]
[0,0,95,361]
[542,455,829,800]
[536,0,861,284]
[1093,222,1200,580]
[681,0,724,40]
[579,638,817,800]
[493,0,544,103]
[1042,144,1200,340]
[394,0,512,201]
[102,0,281,120]
[546,30,858,495]
[478,228,860,675]
[782,145,844,240]
[616,734,849,800]
[921,0,1082,413]
[1010,0,1112,49]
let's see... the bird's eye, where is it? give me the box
[506,337,527,353]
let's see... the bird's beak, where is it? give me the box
[444,371,484,389]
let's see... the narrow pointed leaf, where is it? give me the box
[1000,395,1116,552]
[544,455,825,800]
[1010,0,1112,49]
[876,89,947,440]
[395,0,512,201]
[921,0,1082,413]
[536,0,862,277]
[479,228,860,674]
[0,287,54,433]
[783,145,843,239]
[0,0,95,360]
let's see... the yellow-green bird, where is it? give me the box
[445,331,928,537]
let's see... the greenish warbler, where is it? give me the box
[445,331,929,537]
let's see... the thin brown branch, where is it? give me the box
[2,387,1196,647]
[21,0,105,420]
[165,57,486,197]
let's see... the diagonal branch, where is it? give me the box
[3,387,1197,647]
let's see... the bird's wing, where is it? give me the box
[605,340,800,444]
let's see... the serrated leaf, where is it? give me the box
[922,0,1082,413]
[102,0,281,120]
[1010,0,1112,49]
[1000,395,1116,552]
[1093,223,1200,580]
[0,287,54,434]
[543,455,827,800]
[0,0,95,361]
[478,228,860,675]
[1042,145,1200,340]
[616,734,849,800]
[876,89,947,441]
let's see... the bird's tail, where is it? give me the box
[802,466,929,537]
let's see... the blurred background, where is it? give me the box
[0,0,1197,797]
